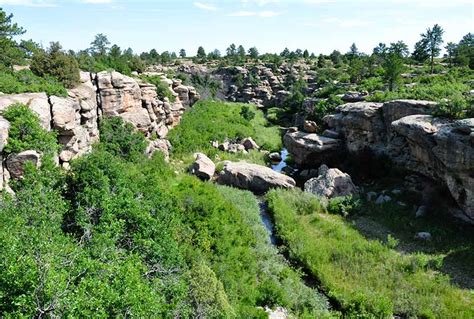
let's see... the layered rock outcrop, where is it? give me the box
[0,70,199,190]
[320,100,474,223]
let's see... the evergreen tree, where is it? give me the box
[0,8,27,67]
[197,46,206,59]
[31,41,80,88]
[383,53,404,91]
[89,33,110,56]
[179,48,186,58]
[419,24,444,73]
[248,47,259,59]
[317,54,326,68]
[303,49,309,59]
[226,43,236,57]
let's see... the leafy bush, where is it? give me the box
[140,75,176,102]
[0,70,67,96]
[327,196,361,216]
[240,105,256,121]
[98,116,148,161]
[2,103,59,156]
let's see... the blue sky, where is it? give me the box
[1,0,472,55]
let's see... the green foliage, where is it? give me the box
[31,42,80,88]
[0,70,67,96]
[98,116,148,161]
[240,104,256,121]
[2,103,59,156]
[433,94,473,119]
[382,53,405,91]
[0,8,27,67]
[327,196,361,217]
[168,100,281,158]
[267,188,474,318]
[140,75,176,102]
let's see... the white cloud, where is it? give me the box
[193,2,218,11]
[0,0,56,6]
[229,10,281,17]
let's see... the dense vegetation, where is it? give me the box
[267,188,474,318]
[168,100,281,163]
[0,105,333,317]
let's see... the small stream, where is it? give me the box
[259,148,343,313]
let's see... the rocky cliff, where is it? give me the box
[285,100,474,223]
[0,70,199,189]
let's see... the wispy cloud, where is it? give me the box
[0,0,56,7]
[229,10,281,17]
[193,2,218,11]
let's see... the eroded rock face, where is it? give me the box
[283,131,341,165]
[6,150,41,179]
[323,100,474,223]
[217,161,295,193]
[191,153,215,180]
[304,164,357,198]
[0,92,51,130]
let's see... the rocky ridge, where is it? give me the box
[284,100,474,223]
[0,70,199,189]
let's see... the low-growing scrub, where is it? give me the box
[0,70,67,96]
[267,188,474,318]
[168,100,282,160]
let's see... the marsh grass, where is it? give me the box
[267,188,474,318]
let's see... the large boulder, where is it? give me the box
[304,164,357,198]
[6,150,41,179]
[217,161,295,193]
[191,153,215,180]
[0,92,51,130]
[283,131,341,165]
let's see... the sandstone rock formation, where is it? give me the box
[322,100,474,223]
[304,164,357,198]
[283,131,341,165]
[0,70,200,192]
[217,161,296,193]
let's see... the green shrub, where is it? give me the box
[140,75,176,102]
[327,196,361,216]
[240,105,256,121]
[0,70,67,96]
[98,116,148,161]
[2,103,59,156]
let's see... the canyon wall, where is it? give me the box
[0,70,199,189]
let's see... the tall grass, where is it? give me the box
[267,188,474,318]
